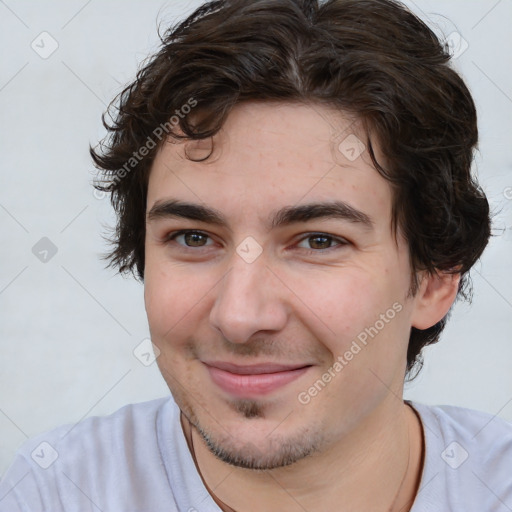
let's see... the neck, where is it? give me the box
[181,399,424,512]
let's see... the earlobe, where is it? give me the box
[411,271,460,330]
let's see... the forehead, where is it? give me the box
[147,102,392,225]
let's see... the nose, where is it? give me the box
[209,253,288,344]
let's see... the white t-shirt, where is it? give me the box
[1,396,511,511]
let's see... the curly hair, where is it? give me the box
[90,0,491,378]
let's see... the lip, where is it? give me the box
[203,361,312,398]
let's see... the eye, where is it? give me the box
[296,233,348,252]
[163,230,348,254]
[166,230,214,248]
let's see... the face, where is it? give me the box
[144,102,420,470]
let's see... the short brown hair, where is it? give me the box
[91,0,491,378]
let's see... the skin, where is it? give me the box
[144,102,459,511]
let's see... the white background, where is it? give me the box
[0,0,511,475]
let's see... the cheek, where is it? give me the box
[295,271,382,341]
[293,269,409,362]
[144,262,202,338]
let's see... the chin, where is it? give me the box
[196,421,322,470]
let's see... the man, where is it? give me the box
[1,0,510,511]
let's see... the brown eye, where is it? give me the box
[183,232,208,247]
[296,233,348,252]
[308,235,332,250]
[168,231,213,248]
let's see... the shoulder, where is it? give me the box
[409,401,512,511]
[0,397,179,512]
[412,400,512,454]
[23,396,173,464]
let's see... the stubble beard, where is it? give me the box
[179,393,323,470]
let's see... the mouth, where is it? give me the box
[202,361,313,398]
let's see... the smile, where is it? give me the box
[203,361,312,398]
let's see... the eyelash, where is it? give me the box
[164,230,349,254]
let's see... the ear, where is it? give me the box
[411,271,460,330]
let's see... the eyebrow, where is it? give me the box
[147,199,373,231]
